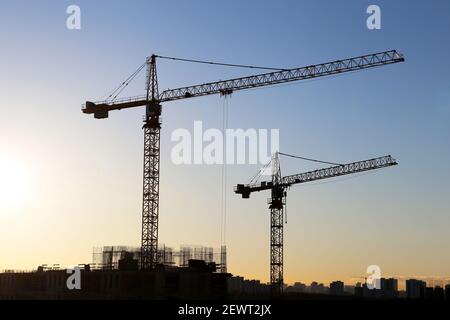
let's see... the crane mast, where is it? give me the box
[270,153,284,294]
[140,55,162,270]
[235,154,398,294]
[82,50,404,272]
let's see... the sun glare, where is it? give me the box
[0,155,30,213]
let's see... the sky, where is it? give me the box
[0,0,449,287]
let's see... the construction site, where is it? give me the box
[91,245,227,273]
[0,245,228,300]
[0,50,404,300]
[83,50,404,296]
[4,3,450,319]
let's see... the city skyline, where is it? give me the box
[1,0,450,288]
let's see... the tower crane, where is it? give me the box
[235,153,398,295]
[82,50,404,271]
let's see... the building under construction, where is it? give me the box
[91,245,227,273]
[0,245,229,300]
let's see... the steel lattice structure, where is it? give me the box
[140,56,162,270]
[82,50,404,277]
[140,121,161,270]
[83,50,404,119]
[269,153,284,295]
[235,154,398,294]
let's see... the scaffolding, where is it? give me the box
[92,245,227,272]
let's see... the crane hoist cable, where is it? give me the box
[285,188,288,224]
[220,95,230,247]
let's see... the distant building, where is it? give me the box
[309,281,327,294]
[228,276,245,295]
[361,282,378,298]
[434,286,445,300]
[285,282,306,293]
[227,276,270,297]
[329,281,344,296]
[424,287,435,300]
[406,279,426,299]
[354,278,398,299]
[344,285,355,295]
[354,282,363,297]
[397,290,407,298]
[380,278,398,298]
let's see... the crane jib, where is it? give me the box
[235,155,397,198]
[81,50,404,118]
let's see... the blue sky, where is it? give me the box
[0,0,449,285]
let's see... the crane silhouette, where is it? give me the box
[82,50,404,272]
[235,152,397,294]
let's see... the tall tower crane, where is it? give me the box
[82,50,404,271]
[235,153,397,295]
